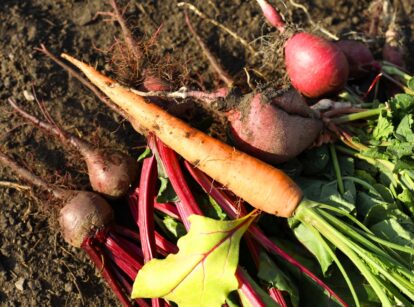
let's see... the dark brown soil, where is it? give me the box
[0,0,413,306]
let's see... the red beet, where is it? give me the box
[0,151,114,247]
[8,99,139,199]
[226,89,323,163]
[285,32,349,98]
[335,40,379,78]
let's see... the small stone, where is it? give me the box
[15,277,25,291]
[64,282,73,292]
[23,90,35,101]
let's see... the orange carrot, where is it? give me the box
[61,53,303,218]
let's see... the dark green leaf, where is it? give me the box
[156,177,179,203]
[237,268,278,307]
[300,146,330,175]
[257,251,299,306]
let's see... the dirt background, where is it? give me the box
[0,0,413,306]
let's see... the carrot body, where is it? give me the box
[61,53,303,218]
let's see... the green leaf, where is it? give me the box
[162,215,186,238]
[197,195,227,220]
[132,213,257,306]
[372,112,393,141]
[395,114,414,142]
[137,147,152,162]
[156,177,179,203]
[389,94,414,118]
[257,251,299,306]
[371,218,414,264]
[300,145,330,175]
[408,77,414,91]
[292,223,334,275]
[237,268,278,307]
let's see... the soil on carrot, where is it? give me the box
[0,0,413,306]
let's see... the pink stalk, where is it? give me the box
[114,223,178,256]
[128,187,139,222]
[256,0,285,32]
[184,162,348,306]
[138,156,158,261]
[154,139,203,228]
[82,238,133,307]
[154,139,266,306]
[154,200,181,220]
[137,155,163,307]
[106,233,142,273]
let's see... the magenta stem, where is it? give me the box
[138,156,158,262]
[154,200,181,220]
[137,155,164,307]
[114,224,178,256]
[82,238,133,307]
[155,139,203,226]
[185,162,347,306]
[269,288,287,307]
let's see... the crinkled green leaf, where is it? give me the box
[292,223,334,275]
[395,114,414,142]
[257,251,299,306]
[389,94,414,118]
[372,112,393,141]
[132,213,256,306]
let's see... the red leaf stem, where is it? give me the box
[154,200,181,220]
[82,238,133,307]
[138,156,158,262]
[236,268,266,307]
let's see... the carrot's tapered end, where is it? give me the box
[61,53,116,89]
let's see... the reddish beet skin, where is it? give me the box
[227,90,323,164]
[285,32,349,98]
[335,40,378,78]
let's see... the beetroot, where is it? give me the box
[284,32,349,98]
[226,88,323,163]
[0,151,114,247]
[8,99,139,199]
[59,191,114,247]
[335,40,379,78]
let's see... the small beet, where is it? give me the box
[285,32,349,98]
[59,191,114,247]
[335,40,379,78]
[227,89,323,163]
[8,99,139,199]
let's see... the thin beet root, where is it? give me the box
[8,98,139,199]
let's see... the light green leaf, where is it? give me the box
[372,112,393,141]
[132,213,257,307]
